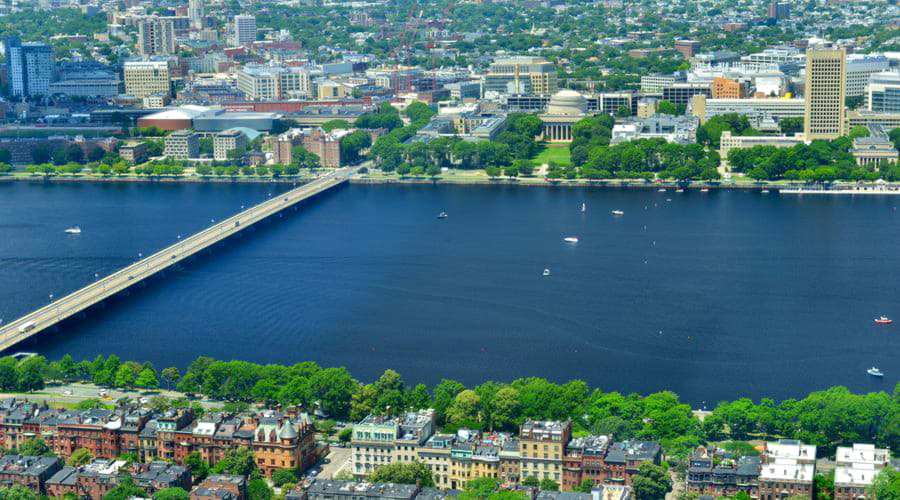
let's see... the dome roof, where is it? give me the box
[547,90,588,116]
[279,420,298,439]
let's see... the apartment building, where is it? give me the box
[4,37,54,98]
[214,129,248,161]
[252,414,317,477]
[686,445,760,497]
[757,440,816,500]
[833,443,891,500]
[124,60,172,98]
[237,65,311,101]
[351,410,436,479]
[484,56,558,96]
[562,435,610,490]
[518,420,572,484]
[137,17,176,56]
[0,455,61,495]
[603,441,662,486]
[234,15,256,46]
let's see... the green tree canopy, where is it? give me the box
[368,462,435,487]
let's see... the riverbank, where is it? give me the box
[5,170,900,194]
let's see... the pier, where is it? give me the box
[0,168,352,352]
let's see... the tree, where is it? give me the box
[868,466,899,500]
[31,145,51,164]
[404,102,435,123]
[485,165,501,178]
[779,117,803,135]
[340,130,372,164]
[0,357,18,391]
[446,390,481,426]
[248,479,274,500]
[309,367,356,419]
[153,488,190,500]
[656,100,679,115]
[212,448,259,479]
[849,125,870,140]
[271,469,299,487]
[18,438,54,457]
[632,463,672,500]
[184,451,210,482]
[115,364,136,388]
[65,144,85,164]
[103,475,147,500]
[135,367,159,390]
[16,356,46,393]
[67,448,93,466]
[0,485,38,500]
[338,428,353,443]
[815,470,834,500]
[161,367,180,390]
[573,479,594,493]
[539,479,559,491]
[368,462,435,487]
[521,476,540,487]
[321,119,353,133]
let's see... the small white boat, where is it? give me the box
[875,316,893,325]
[543,268,551,277]
[611,210,624,216]
[564,236,579,244]
[761,189,770,194]
[657,188,666,192]
[581,203,586,213]
[700,188,709,192]
[867,367,884,377]
[437,212,448,219]
[64,226,81,234]
[676,188,684,193]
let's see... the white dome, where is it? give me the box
[547,90,587,116]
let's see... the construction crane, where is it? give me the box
[429,0,457,93]
[390,1,424,97]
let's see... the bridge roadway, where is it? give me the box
[0,167,353,352]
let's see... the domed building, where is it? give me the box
[540,90,588,142]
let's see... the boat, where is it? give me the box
[676,188,684,193]
[658,188,666,192]
[761,189,770,194]
[437,212,448,219]
[700,188,709,192]
[611,210,624,216]
[543,268,551,277]
[867,367,884,377]
[874,316,893,325]
[564,237,579,244]
[64,226,81,234]
[581,203,586,213]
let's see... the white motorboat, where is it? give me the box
[611,210,624,216]
[543,268,551,277]
[64,226,81,234]
[437,212,448,219]
[564,237,579,244]
[581,203,586,213]
[700,188,709,192]
[867,367,884,377]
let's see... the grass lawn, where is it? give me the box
[533,144,572,166]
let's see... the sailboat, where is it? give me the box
[581,203,586,213]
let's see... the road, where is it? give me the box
[0,382,224,409]
[0,168,352,352]
[318,446,351,479]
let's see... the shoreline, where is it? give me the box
[5,173,900,194]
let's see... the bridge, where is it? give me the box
[0,167,353,352]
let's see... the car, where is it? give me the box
[98,389,108,397]
[139,397,149,405]
[63,390,73,396]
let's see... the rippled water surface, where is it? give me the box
[1,181,897,404]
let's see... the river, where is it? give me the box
[1,180,897,405]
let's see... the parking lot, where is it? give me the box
[317,446,351,479]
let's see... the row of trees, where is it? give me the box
[12,354,898,459]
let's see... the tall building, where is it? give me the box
[866,72,900,113]
[845,54,890,97]
[674,40,701,59]
[4,37,54,98]
[484,56,558,96]
[233,15,256,47]
[236,65,311,101]
[188,0,204,29]
[124,60,172,98]
[767,1,790,20]
[518,420,571,484]
[804,48,846,140]
[137,17,176,56]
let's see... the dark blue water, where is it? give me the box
[1,180,897,405]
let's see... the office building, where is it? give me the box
[719,131,807,168]
[137,17,176,56]
[740,47,805,70]
[850,126,899,167]
[767,2,790,20]
[164,130,200,160]
[4,37,54,98]
[661,83,711,106]
[188,0,204,29]
[691,95,806,124]
[236,65,311,101]
[234,15,256,46]
[213,129,249,161]
[711,77,745,98]
[804,48,847,140]
[845,54,890,97]
[866,72,900,113]
[124,60,172,99]
[640,73,686,94]
[674,40,701,59]
[484,56,558,96]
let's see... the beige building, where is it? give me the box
[124,60,172,98]
[518,420,571,484]
[850,126,899,167]
[164,130,199,160]
[350,410,435,479]
[718,131,807,169]
[804,48,847,140]
[484,56,558,96]
[213,129,248,161]
[237,65,311,101]
[137,17,175,56]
